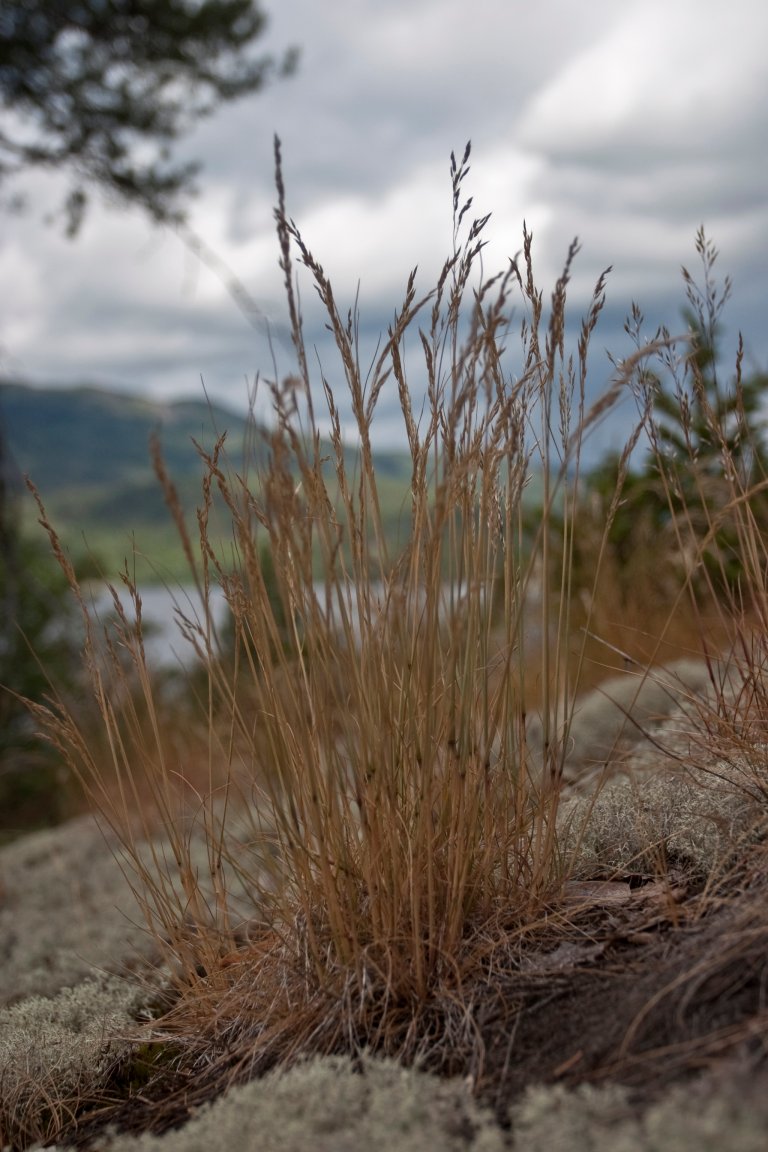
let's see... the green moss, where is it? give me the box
[112,1040,182,1096]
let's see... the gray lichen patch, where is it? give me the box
[0,975,145,1148]
[100,1055,506,1152]
[0,806,266,1009]
[512,1074,768,1152]
[0,816,159,1006]
[560,749,766,880]
[36,1059,768,1152]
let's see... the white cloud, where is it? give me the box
[509,0,768,332]
[520,1,768,158]
[256,145,549,305]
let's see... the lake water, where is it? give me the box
[91,583,231,671]
[89,576,531,671]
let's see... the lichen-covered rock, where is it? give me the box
[0,816,157,1006]
[101,1055,506,1152]
[0,976,144,1149]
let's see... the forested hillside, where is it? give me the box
[0,380,416,578]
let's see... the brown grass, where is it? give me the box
[19,145,768,1146]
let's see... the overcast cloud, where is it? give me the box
[1,0,766,451]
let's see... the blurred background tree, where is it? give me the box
[0,418,86,837]
[0,1,298,835]
[561,233,768,666]
[0,0,297,233]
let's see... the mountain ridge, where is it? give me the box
[0,379,414,579]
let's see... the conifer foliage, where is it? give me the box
[0,1,296,232]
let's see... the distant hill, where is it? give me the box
[1,379,550,583]
[1,382,249,490]
[0,380,415,580]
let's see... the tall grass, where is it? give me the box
[29,140,684,1086]
[626,230,768,783]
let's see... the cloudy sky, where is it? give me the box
[1,0,766,454]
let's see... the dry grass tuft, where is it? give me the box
[20,148,768,1147]
[28,138,655,1084]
